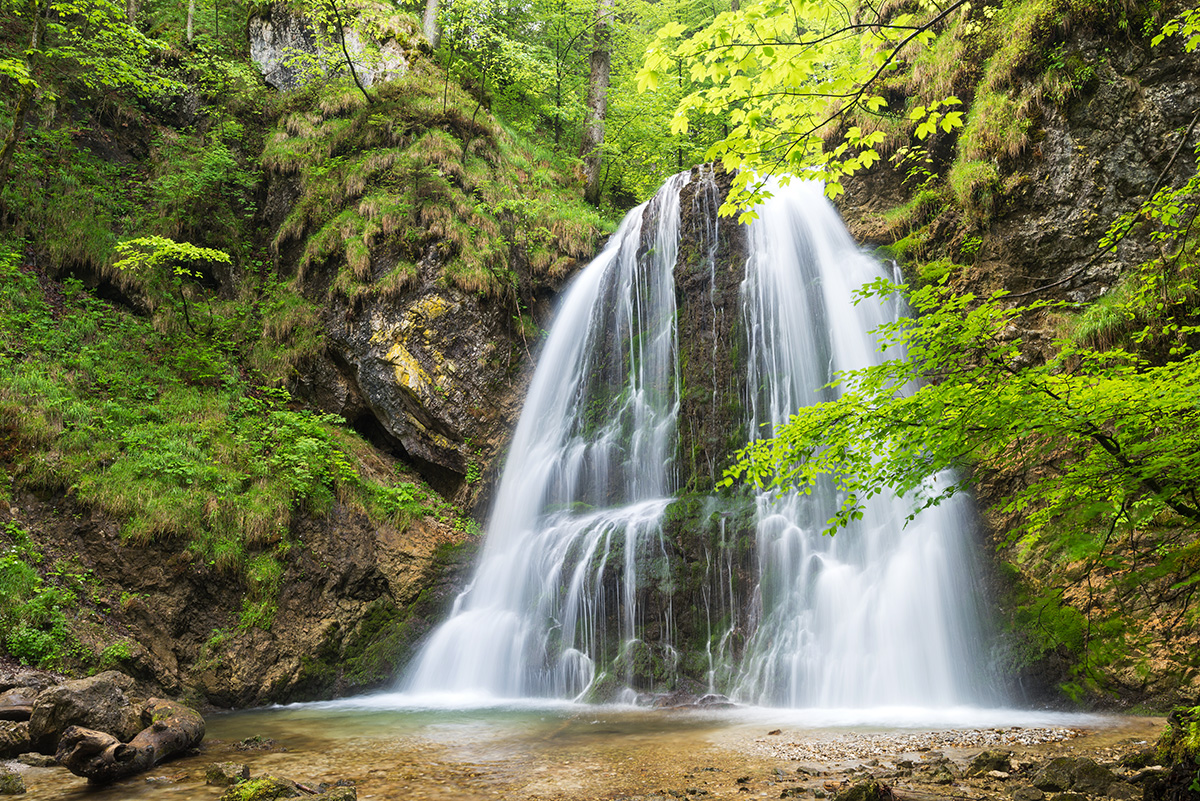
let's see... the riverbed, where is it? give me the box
[14,696,1164,800]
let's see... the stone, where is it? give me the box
[27,671,141,754]
[970,749,1014,775]
[0,688,37,721]
[0,721,30,758]
[0,767,24,796]
[248,4,408,92]
[1070,758,1116,795]
[218,776,303,801]
[1106,781,1139,800]
[15,753,55,767]
[311,789,357,801]
[832,780,894,801]
[1047,794,1088,801]
[207,762,252,786]
[1013,788,1045,801]
[1032,758,1077,792]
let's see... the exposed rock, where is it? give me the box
[1032,758,1078,792]
[832,779,895,801]
[28,671,141,754]
[56,698,205,785]
[1070,758,1117,795]
[0,721,29,757]
[207,762,252,785]
[1013,787,1046,801]
[0,688,36,721]
[1107,781,1140,800]
[218,775,303,801]
[0,766,24,795]
[312,788,357,801]
[14,754,54,767]
[970,749,1014,775]
[248,3,411,92]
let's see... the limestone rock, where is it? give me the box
[28,672,141,754]
[248,3,409,92]
[0,721,30,758]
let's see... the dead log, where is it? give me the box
[56,698,204,785]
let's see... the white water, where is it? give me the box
[403,173,995,709]
[403,173,689,699]
[729,180,990,707]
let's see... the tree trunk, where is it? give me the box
[126,0,138,25]
[56,699,205,785]
[327,0,374,104]
[423,0,440,48]
[0,0,44,206]
[186,0,195,44]
[578,0,614,206]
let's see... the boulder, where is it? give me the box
[1013,788,1045,801]
[28,671,140,754]
[0,721,30,757]
[1107,781,1140,801]
[1069,758,1116,795]
[1032,758,1078,792]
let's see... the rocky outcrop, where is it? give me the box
[249,3,413,92]
[4,495,474,707]
[674,165,750,492]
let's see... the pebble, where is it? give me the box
[747,727,1082,763]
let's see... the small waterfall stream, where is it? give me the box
[403,171,993,708]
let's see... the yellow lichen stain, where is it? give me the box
[387,342,428,392]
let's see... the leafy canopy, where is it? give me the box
[638,0,966,218]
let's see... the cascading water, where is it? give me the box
[403,174,688,699]
[729,180,989,707]
[403,170,993,708]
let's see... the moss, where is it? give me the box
[218,777,301,801]
[1157,706,1200,766]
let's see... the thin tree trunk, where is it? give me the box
[186,0,195,44]
[126,0,138,25]
[579,0,614,206]
[0,0,45,205]
[423,0,440,48]
[327,0,374,104]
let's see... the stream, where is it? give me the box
[20,697,1162,800]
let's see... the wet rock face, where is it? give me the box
[674,165,750,492]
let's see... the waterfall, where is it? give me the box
[729,180,989,707]
[403,173,689,699]
[402,171,992,707]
